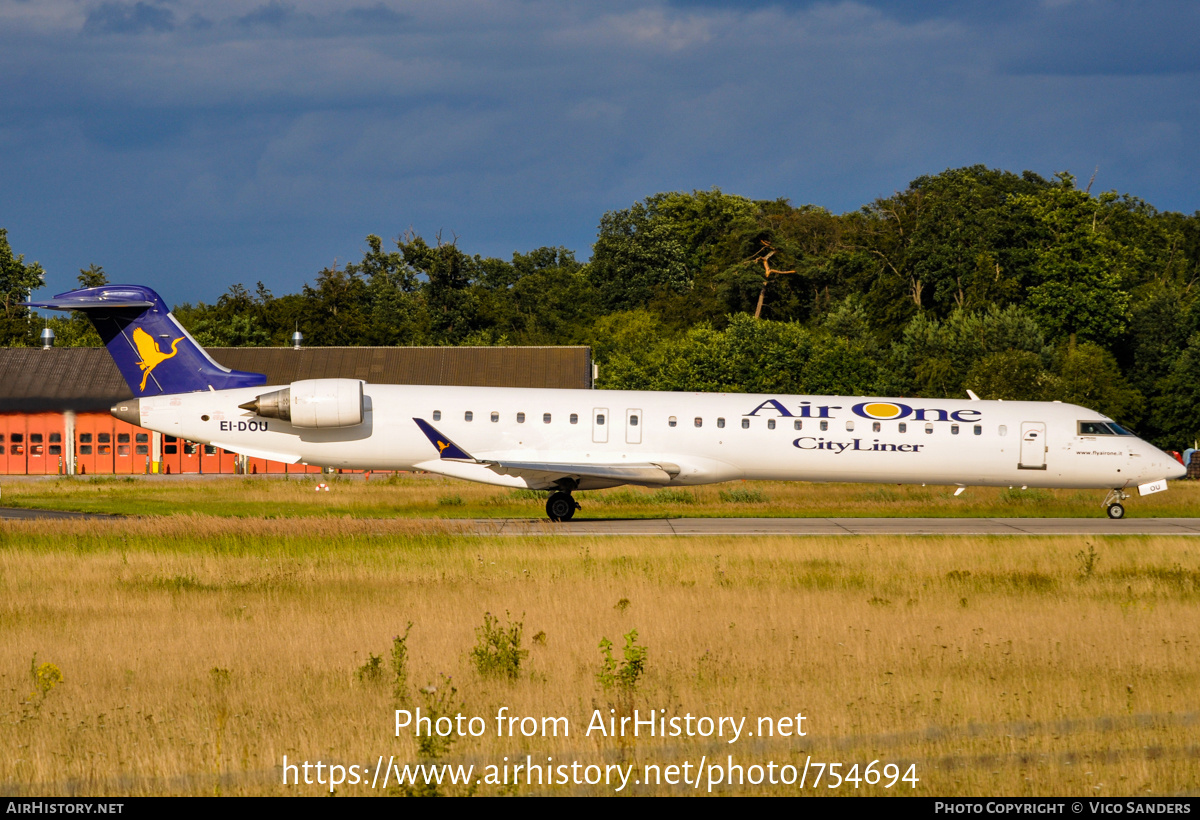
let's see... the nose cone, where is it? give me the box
[1167,456,1188,480]
[110,398,141,426]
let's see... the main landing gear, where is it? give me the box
[1103,488,1129,520]
[546,490,580,522]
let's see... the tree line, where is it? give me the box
[3,166,1199,449]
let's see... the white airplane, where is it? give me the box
[28,285,1187,520]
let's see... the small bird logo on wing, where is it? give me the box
[133,327,183,392]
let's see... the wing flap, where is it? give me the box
[485,460,680,485]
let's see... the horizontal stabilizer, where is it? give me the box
[24,285,266,396]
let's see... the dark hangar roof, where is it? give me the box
[0,346,593,413]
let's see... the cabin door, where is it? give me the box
[592,408,609,444]
[625,409,643,445]
[1019,422,1047,470]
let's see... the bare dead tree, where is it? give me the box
[748,241,795,319]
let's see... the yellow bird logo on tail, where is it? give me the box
[133,327,183,391]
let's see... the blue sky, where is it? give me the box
[3,0,1197,304]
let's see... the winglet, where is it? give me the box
[412,418,475,460]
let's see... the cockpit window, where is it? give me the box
[1078,421,1115,436]
[1107,423,1136,436]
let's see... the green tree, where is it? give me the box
[0,229,46,345]
[883,306,1046,398]
[1045,341,1144,427]
[590,189,758,312]
[297,266,371,346]
[397,233,480,344]
[1015,174,1132,346]
[1151,333,1200,449]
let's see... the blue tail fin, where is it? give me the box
[25,285,267,396]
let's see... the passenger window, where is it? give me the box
[570,414,578,424]
[491,412,499,423]
[433,410,441,421]
[741,419,750,429]
[595,414,604,425]
[794,420,802,431]
[117,433,130,443]
[998,425,1007,436]
[668,417,677,427]
[767,419,775,430]
[951,425,959,435]
[846,421,854,432]
[30,433,43,443]
[872,422,881,433]
[898,423,907,433]
[717,418,725,429]
[517,413,526,423]
[80,433,92,443]
[974,425,982,435]
[464,411,473,422]
[694,418,703,428]
[135,433,148,443]
[819,421,828,432]
[925,424,934,434]
[629,415,638,426]
[543,413,552,424]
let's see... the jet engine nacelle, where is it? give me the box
[240,379,364,428]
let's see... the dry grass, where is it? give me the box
[3,473,1199,518]
[2,515,1199,796]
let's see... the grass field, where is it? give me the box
[3,507,1199,796]
[2,472,1199,518]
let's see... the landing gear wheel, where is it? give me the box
[1106,503,1125,520]
[546,491,579,522]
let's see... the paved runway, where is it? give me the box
[0,506,117,520]
[472,517,1200,536]
[4,505,1199,534]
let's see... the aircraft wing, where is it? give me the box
[483,460,679,485]
[411,417,679,488]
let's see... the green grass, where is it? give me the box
[1,473,1197,519]
[3,519,1200,795]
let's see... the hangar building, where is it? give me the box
[0,346,593,475]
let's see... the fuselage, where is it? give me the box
[117,385,1186,491]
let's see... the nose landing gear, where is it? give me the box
[1103,488,1129,519]
[546,490,580,522]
